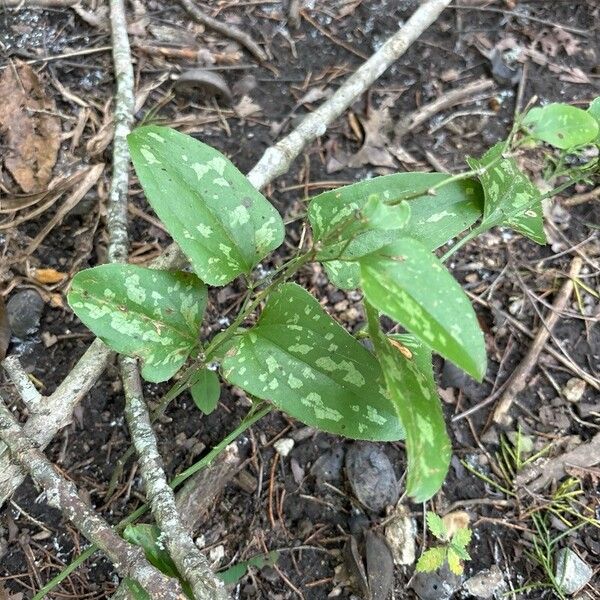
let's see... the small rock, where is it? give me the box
[563,378,586,403]
[273,437,294,457]
[463,565,505,598]
[310,445,345,483]
[555,548,593,595]
[345,442,399,513]
[412,564,461,600]
[7,290,44,338]
[385,503,416,565]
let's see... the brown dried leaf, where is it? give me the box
[0,63,60,193]
[33,268,66,284]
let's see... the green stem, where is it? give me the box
[33,402,272,600]
[439,224,485,263]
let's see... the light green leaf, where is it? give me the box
[366,304,451,501]
[416,547,447,573]
[124,579,151,600]
[451,527,472,549]
[426,512,448,541]
[310,173,484,289]
[467,142,546,245]
[217,552,279,585]
[449,543,471,562]
[360,239,486,380]
[190,368,221,414]
[128,126,284,286]
[68,265,206,382]
[523,103,599,149]
[363,195,411,230]
[221,283,404,441]
[588,97,600,142]
[447,547,466,575]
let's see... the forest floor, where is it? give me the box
[0,0,599,599]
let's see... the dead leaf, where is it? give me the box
[0,63,60,193]
[442,511,470,537]
[32,268,66,284]
[234,95,262,118]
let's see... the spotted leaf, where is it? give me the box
[128,126,284,286]
[523,103,599,149]
[190,368,221,415]
[310,173,484,289]
[221,283,404,441]
[366,304,451,502]
[360,239,486,380]
[467,142,546,245]
[68,265,206,382]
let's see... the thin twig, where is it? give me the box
[177,0,267,62]
[2,356,42,413]
[0,402,184,600]
[121,358,228,600]
[563,186,600,207]
[492,257,583,425]
[0,0,451,505]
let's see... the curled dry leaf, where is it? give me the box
[174,69,233,104]
[32,268,66,285]
[0,63,60,193]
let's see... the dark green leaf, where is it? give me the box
[123,525,179,579]
[366,304,451,502]
[523,103,599,149]
[68,265,206,382]
[128,126,284,286]
[190,368,221,414]
[360,240,486,380]
[467,142,546,244]
[124,578,151,600]
[217,552,279,585]
[221,283,404,441]
[426,512,447,541]
[312,174,484,289]
[416,547,447,573]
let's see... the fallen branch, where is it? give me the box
[2,356,42,413]
[516,432,600,493]
[178,0,267,62]
[121,358,228,600]
[492,257,583,425]
[0,402,184,600]
[0,0,452,505]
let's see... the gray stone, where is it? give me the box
[555,548,593,595]
[6,290,44,338]
[463,565,505,598]
[412,565,461,600]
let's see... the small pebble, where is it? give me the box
[273,437,294,457]
[555,547,593,595]
[463,565,505,598]
[7,290,44,338]
[563,378,586,403]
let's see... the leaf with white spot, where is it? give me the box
[366,304,451,502]
[128,126,284,286]
[68,265,206,382]
[221,283,404,441]
[416,547,447,573]
[309,173,484,289]
[467,142,546,245]
[190,368,221,414]
[360,239,486,380]
[522,103,599,149]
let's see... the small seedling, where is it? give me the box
[416,512,472,575]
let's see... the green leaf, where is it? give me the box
[426,512,448,541]
[124,579,151,600]
[366,304,451,501]
[360,240,486,380]
[123,525,179,579]
[309,173,484,289]
[588,97,600,142]
[522,103,599,149]
[363,195,411,230]
[451,527,472,549]
[221,283,404,441]
[467,142,546,245]
[449,543,471,561]
[217,552,279,585]
[416,547,447,573]
[128,126,284,286]
[447,546,465,575]
[68,265,206,382]
[190,368,221,414]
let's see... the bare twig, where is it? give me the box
[177,0,267,62]
[515,432,600,493]
[492,257,583,425]
[0,402,184,600]
[563,186,600,207]
[121,358,228,600]
[2,356,42,413]
[0,0,451,505]
[394,77,494,138]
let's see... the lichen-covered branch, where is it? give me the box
[2,356,42,412]
[121,357,228,600]
[0,402,184,600]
